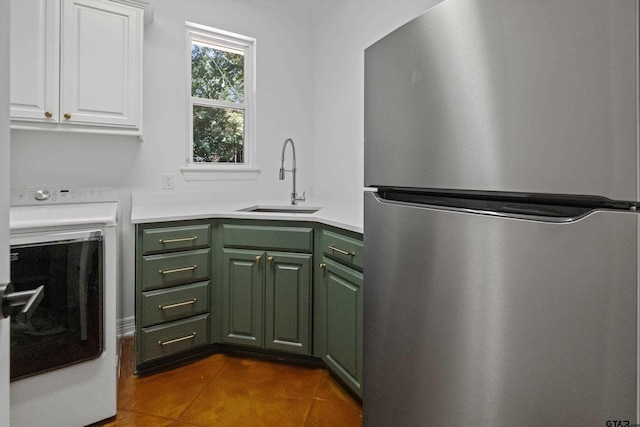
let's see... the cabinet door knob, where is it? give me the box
[319,263,326,269]
[63,113,71,120]
[255,255,261,263]
[267,256,273,263]
[44,111,53,119]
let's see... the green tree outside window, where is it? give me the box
[191,42,245,163]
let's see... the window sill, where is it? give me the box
[181,165,261,181]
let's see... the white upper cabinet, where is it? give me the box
[61,0,142,129]
[10,0,60,124]
[10,0,143,136]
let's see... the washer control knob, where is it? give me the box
[34,189,51,201]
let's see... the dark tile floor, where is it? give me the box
[101,337,362,426]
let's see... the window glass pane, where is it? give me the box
[191,42,244,103]
[192,105,244,163]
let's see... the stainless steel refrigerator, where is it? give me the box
[363,0,639,425]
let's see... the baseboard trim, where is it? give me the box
[118,316,135,337]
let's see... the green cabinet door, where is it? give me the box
[222,248,264,348]
[322,257,363,396]
[265,251,312,355]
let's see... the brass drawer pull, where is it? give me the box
[158,332,196,346]
[158,265,197,275]
[159,236,197,244]
[158,298,197,310]
[329,244,356,257]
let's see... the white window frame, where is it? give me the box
[182,22,259,181]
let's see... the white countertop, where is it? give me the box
[130,193,363,234]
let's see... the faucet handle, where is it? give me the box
[291,191,306,205]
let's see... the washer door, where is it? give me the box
[10,234,103,380]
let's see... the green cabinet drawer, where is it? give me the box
[223,224,313,252]
[139,314,209,364]
[141,249,210,291]
[140,281,210,327]
[142,224,210,255]
[322,230,363,269]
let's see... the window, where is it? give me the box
[183,22,258,180]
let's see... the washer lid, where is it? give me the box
[10,202,119,231]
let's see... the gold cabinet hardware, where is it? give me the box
[158,332,196,346]
[319,263,326,269]
[44,111,53,118]
[267,256,274,263]
[158,265,197,275]
[159,236,197,244]
[63,113,71,120]
[158,298,197,310]
[255,255,261,263]
[329,244,356,257]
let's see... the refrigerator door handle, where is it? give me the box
[372,191,601,223]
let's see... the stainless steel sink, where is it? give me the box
[238,205,321,214]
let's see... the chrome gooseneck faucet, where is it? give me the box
[279,138,306,205]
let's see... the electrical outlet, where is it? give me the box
[162,173,175,190]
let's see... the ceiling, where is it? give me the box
[237,0,339,22]
[276,0,337,15]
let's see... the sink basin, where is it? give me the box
[239,205,321,214]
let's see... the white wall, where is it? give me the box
[312,0,440,201]
[9,0,441,330]
[10,0,315,330]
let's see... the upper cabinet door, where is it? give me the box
[9,0,60,122]
[60,0,141,128]
[9,0,143,135]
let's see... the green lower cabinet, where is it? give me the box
[222,248,312,355]
[265,252,312,355]
[321,257,363,396]
[136,219,367,383]
[136,222,212,370]
[222,249,264,348]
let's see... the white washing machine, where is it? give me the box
[9,188,119,427]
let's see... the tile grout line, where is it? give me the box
[303,368,330,426]
[112,408,188,424]
[174,354,232,424]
